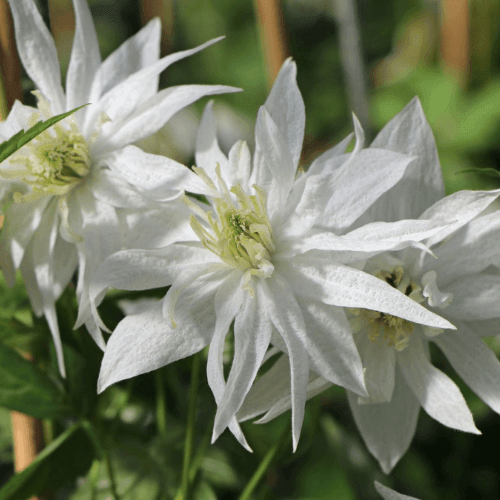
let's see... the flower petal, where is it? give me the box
[66,0,101,119]
[434,321,500,415]
[420,189,500,248]
[7,0,65,113]
[262,58,305,170]
[100,84,242,153]
[397,334,480,433]
[104,145,211,197]
[98,299,215,393]
[374,481,420,500]
[262,277,309,451]
[306,132,353,177]
[347,367,420,474]
[442,274,500,320]
[368,97,445,222]
[212,278,271,444]
[278,257,455,330]
[206,272,251,451]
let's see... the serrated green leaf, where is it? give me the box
[0,343,72,418]
[0,104,88,165]
[0,422,95,500]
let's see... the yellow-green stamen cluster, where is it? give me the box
[186,166,275,288]
[353,266,424,351]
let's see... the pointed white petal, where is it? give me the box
[359,334,396,403]
[88,18,161,110]
[298,298,366,396]
[262,277,309,451]
[7,0,65,113]
[434,321,500,415]
[227,140,252,190]
[206,273,251,451]
[368,97,445,222]
[348,367,420,474]
[398,334,480,433]
[443,274,500,320]
[66,0,101,118]
[254,107,296,221]
[104,145,212,197]
[374,481,420,500]
[195,101,230,180]
[263,58,305,169]
[306,133,353,177]
[278,257,454,330]
[212,280,271,444]
[420,189,500,248]
[0,196,50,281]
[427,211,500,283]
[100,84,241,153]
[98,299,215,392]
[87,37,225,142]
[89,169,149,208]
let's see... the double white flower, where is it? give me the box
[0,0,238,375]
[238,98,500,472]
[93,61,455,450]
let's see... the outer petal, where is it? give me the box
[99,84,242,154]
[7,0,65,113]
[298,298,366,396]
[444,274,500,320]
[212,278,272,444]
[374,481,420,500]
[104,145,211,197]
[87,18,161,112]
[195,101,230,180]
[262,58,305,170]
[278,257,454,330]
[98,299,215,392]
[86,37,225,140]
[206,272,251,451]
[306,132,353,177]
[397,334,480,433]
[348,367,420,474]
[262,277,309,450]
[254,107,296,222]
[66,0,101,117]
[420,189,500,248]
[368,97,445,222]
[434,322,500,415]
[426,211,500,283]
[0,196,49,285]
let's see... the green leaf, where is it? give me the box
[0,104,88,164]
[0,342,72,418]
[0,422,95,500]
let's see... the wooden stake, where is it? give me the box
[253,0,289,87]
[441,0,469,86]
[140,0,174,55]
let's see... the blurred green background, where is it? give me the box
[1,0,500,498]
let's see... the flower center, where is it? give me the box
[185,165,275,287]
[352,266,424,351]
[3,92,92,203]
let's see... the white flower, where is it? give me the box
[0,0,239,376]
[237,98,500,471]
[375,481,420,500]
[92,60,453,451]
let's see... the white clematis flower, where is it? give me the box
[0,0,240,376]
[237,97,500,471]
[92,60,454,451]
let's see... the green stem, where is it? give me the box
[155,368,167,439]
[237,424,289,500]
[104,446,120,500]
[180,353,201,499]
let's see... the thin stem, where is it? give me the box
[237,424,290,500]
[155,368,167,440]
[0,66,8,121]
[104,446,120,500]
[180,353,201,500]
